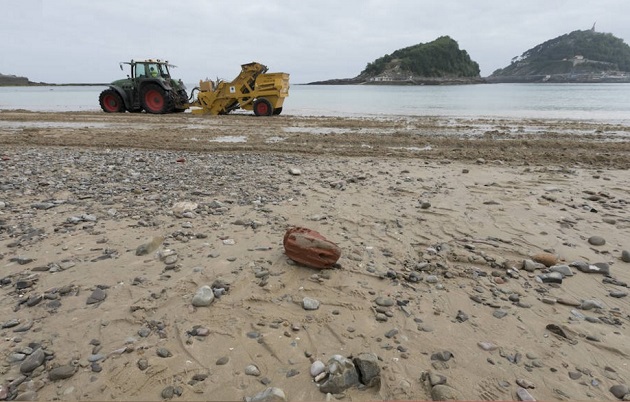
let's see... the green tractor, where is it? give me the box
[99,59,189,114]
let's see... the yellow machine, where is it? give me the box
[190,62,289,116]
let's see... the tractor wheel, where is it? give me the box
[99,89,125,113]
[253,98,273,116]
[141,84,174,114]
[273,107,283,115]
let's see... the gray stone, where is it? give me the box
[48,365,76,381]
[20,348,45,374]
[302,297,320,310]
[522,259,545,272]
[622,250,630,263]
[572,261,610,275]
[192,285,215,307]
[588,236,606,246]
[352,352,380,387]
[549,265,574,277]
[374,297,394,307]
[86,288,107,305]
[610,290,628,298]
[431,351,453,362]
[493,309,508,319]
[245,364,261,376]
[431,384,463,401]
[319,355,360,394]
[580,299,604,310]
[310,360,326,377]
[610,384,629,399]
[248,387,287,402]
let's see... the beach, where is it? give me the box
[1,111,629,401]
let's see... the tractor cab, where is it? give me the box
[127,60,172,80]
[99,59,189,114]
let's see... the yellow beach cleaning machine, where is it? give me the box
[189,62,290,116]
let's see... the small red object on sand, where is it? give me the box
[283,227,341,269]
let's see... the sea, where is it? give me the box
[0,83,629,123]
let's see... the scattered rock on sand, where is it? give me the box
[283,227,341,269]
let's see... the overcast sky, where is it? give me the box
[2,0,628,84]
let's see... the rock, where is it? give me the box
[310,360,326,377]
[374,297,394,307]
[216,356,229,365]
[516,378,535,389]
[622,250,630,263]
[283,227,341,269]
[536,272,563,284]
[572,261,610,275]
[86,288,107,305]
[477,341,498,351]
[247,387,287,402]
[610,384,629,399]
[522,259,545,272]
[192,285,215,307]
[549,265,574,277]
[588,236,606,246]
[156,348,172,358]
[431,351,453,362]
[352,352,380,387]
[288,168,302,176]
[431,384,464,401]
[245,365,261,376]
[20,348,45,374]
[531,252,558,267]
[610,290,628,298]
[302,297,320,310]
[319,355,360,394]
[48,365,76,380]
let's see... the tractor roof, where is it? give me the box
[120,59,177,67]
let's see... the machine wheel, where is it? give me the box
[141,84,174,114]
[253,98,273,116]
[273,107,283,115]
[99,89,125,113]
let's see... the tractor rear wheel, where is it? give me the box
[273,107,283,115]
[253,98,273,116]
[99,89,125,113]
[141,84,174,114]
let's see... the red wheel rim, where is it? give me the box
[144,89,164,111]
[103,94,119,112]
[256,102,269,115]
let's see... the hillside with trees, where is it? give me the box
[309,36,482,85]
[489,29,630,82]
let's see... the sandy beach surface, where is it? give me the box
[1,111,629,401]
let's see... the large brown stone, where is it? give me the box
[283,227,341,269]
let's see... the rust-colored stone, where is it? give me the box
[283,227,341,269]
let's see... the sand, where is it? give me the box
[0,111,629,401]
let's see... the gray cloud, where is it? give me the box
[1,0,627,84]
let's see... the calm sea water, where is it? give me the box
[0,83,629,122]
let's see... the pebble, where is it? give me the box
[245,364,261,376]
[20,348,45,374]
[622,250,630,263]
[48,365,76,380]
[192,285,215,307]
[302,297,320,310]
[531,253,558,267]
[588,236,606,246]
[610,384,629,399]
[86,288,107,305]
[374,297,394,307]
[310,360,326,377]
[216,356,229,365]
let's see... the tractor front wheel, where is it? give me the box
[99,89,125,113]
[141,84,174,114]
[253,98,273,117]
